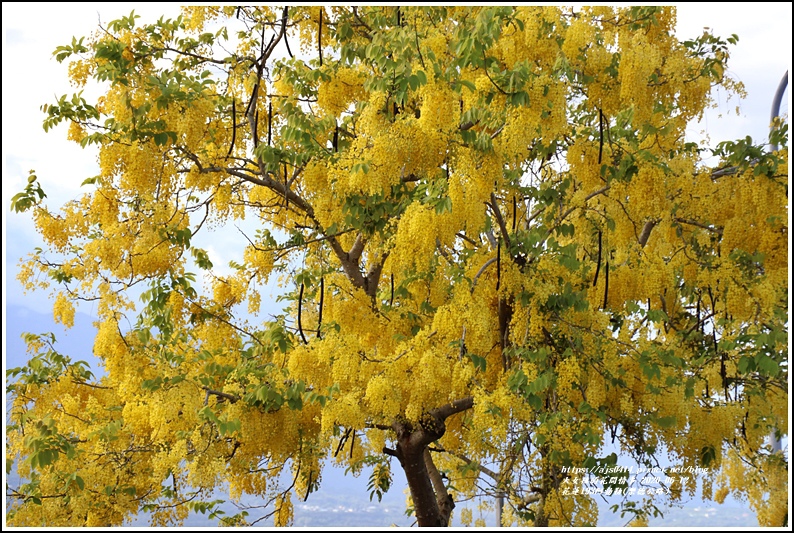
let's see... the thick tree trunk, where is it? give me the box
[399,438,445,526]
[534,494,549,527]
[389,397,473,527]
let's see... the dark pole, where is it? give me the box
[768,71,788,152]
[767,71,787,453]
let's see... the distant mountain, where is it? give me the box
[131,462,757,528]
[5,304,100,371]
[4,306,758,528]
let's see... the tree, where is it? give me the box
[6,6,788,527]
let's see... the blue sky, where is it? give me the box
[3,2,790,316]
[2,3,791,527]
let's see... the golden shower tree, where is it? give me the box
[7,6,788,527]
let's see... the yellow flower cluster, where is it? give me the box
[52,292,75,328]
[9,5,789,528]
[365,373,402,421]
[390,202,440,273]
[181,6,222,32]
[212,276,244,308]
[317,67,366,116]
[555,355,581,405]
[274,491,293,527]
[292,6,327,54]
[67,59,93,87]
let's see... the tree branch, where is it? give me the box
[364,250,389,300]
[351,6,373,38]
[456,231,479,247]
[638,219,658,247]
[471,257,496,292]
[674,217,724,235]
[485,228,498,250]
[348,233,366,263]
[444,449,499,480]
[425,449,455,526]
[556,185,610,223]
[202,386,239,404]
[430,396,474,421]
[150,46,236,65]
[488,193,512,253]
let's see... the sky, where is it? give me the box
[2,3,791,527]
[2,3,792,317]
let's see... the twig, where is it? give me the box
[488,193,512,252]
[498,238,504,291]
[227,99,237,158]
[602,259,609,309]
[556,185,610,224]
[592,230,602,287]
[456,232,479,247]
[202,386,240,404]
[598,109,604,165]
[297,282,308,344]
[316,276,324,338]
[318,8,323,66]
[267,101,272,146]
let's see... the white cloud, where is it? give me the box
[3,4,790,316]
[675,3,792,145]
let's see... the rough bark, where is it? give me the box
[390,397,473,527]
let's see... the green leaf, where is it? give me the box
[737,355,754,374]
[141,376,162,391]
[434,196,452,214]
[458,79,476,92]
[700,445,717,467]
[38,449,53,468]
[558,254,580,271]
[468,353,487,372]
[526,393,542,410]
[198,405,220,424]
[755,354,779,376]
[557,223,575,237]
[655,416,677,428]
[507,368,527,392]
[136,328,151,345]
[287,395,303,410]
